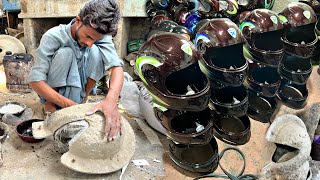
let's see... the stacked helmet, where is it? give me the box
[136,33,214,147]
[255,0,275,9]
[195,0,239,19]
[299,0,320,14]
[195,18,248,87]
[279,2,318,58]
[136,33,211,111]
[237,0,258,12]
[240,9,284,67]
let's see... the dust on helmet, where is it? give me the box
[262,114,312,179]
[136,33,211,111]
[31,104,136,174]
[240,9,284,67]
[195,18,248,87]
[255,0,275,9]
[279,2,318,58]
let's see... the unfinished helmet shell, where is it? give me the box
[262,114,311,179]
[32,103,135,174]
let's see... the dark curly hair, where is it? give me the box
[79,0,120,36]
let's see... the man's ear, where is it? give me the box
[75,16,82,24]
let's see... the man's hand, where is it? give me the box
[86,66,124,142]
[86,98,122,141]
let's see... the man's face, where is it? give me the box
[75,19,105,48]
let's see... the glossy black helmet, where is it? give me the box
[136,33,211,111]
[240,9,284,67]
[168,138,219,173]
[279,2,318,58]
[195,18,248,87]
[153,107,214,144]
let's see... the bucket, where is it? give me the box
[3,51,33,92]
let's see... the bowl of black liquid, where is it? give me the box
[16,119,45,143]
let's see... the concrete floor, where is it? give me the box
[0,66,320,179]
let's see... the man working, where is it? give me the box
[28,0,124,141]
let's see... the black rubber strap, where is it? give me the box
[194,147,259,180]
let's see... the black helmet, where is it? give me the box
[195,18,248,87]
[212,112,251,145]
[240,9,284,67]
[157,20,179,32]
[136,33,211,111]
[246,64,281,97]
[279,2,318,58]
[168,138,219,173]
[153,107,214,144]
[172,26,192,40]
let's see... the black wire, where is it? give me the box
[194,147,259,180]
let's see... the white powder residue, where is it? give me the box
[0,104,24,114]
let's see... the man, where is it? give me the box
[28,0,124,141]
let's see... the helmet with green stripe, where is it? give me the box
[136,32,211,111]
[279,2,318,58]
[240,9,284,66]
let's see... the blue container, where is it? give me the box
[2,0,21,11]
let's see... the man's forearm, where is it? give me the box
[29,81,76,108]
[106,66,124,103]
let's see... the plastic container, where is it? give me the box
[3,52,34,92]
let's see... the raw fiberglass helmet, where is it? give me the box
[195,18,248,87]
[279,2,318,58]
[240,9,284,67]
[136,32,211,111]
[262,114,312,179]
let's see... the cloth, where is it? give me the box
[28,19,123,104]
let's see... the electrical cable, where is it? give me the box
[194,147,259,180]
